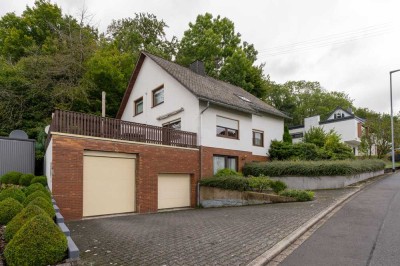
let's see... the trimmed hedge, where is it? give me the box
[0,187,26,204]
[200,176,250,191]
[27,197,55,218]
[270,180,287,193]
[279,190,315,202]
[0,198,23,225]
[242,160,386,177]
[31,176,47,186]
[4,214,68,266]
[24,183,49,197]
[23,191,51,206]
[19,174,35,187]
[214,168,242,177]
[4,205,48,242]
[0,172,23,185]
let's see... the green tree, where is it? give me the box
[303,127,327,148]
[176,13,267,98]
[283,125,292,143]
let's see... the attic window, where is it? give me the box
[236,95,251,102]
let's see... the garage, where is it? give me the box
[158,174,191,209]
[83,151,136,217]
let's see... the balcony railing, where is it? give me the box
[47,109,197,148]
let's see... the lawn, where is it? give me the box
[384,161,400,169]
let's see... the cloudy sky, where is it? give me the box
[1,0,400,113]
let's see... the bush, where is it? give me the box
[200,176,250,191]
[27,197,55,218]
[279,190,315,202]
[248,176,271,192]
[0,198,23,225]
[0,187,26,203]
[214,168,241,177]
[270,180,287,193]
[19,174,35,187]
[24,183,49,197]
[4,214,68,266]
[4,205,48,242]
[23,191,51,206]
[268,141,320,161]
[243,159,386,177]
[31,176,47,186]
[0,172,23,185]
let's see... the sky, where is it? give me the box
[1,0,400,114]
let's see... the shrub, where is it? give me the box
[19,174,35,187]
[4,205,48,242]
[279,190,315,202]
[24,183,49,197]
[0,198,23,225]
[270,180,287,193]
[4,214,68,266]
[23,191,51,206]
[200,176,250,191]
[31,175,48,186]
[214,168,241,177]
[268,141,320,161]
[247,176,271,192]
[243,159,386,177]
[0,172,22,185]
[0,187,26,203]
[27,197,55,218]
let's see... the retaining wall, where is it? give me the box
[270,170,384,190]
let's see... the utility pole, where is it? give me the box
[102,91,106,117]
[390,69,400,172]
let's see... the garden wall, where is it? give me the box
[200,186,295,208]
[270,170,384,190]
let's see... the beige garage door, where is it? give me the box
[158,174,191,209]
[83,151,136,217]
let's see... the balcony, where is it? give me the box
[47,110,197,148]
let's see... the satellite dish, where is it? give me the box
[9,130,28,139]
[45,125,50,134]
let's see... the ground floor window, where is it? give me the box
[213,155,238,174]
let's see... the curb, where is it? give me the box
[247,173,390,266]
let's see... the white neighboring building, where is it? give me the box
[289,107,375,156]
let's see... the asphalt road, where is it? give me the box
[281,173,400,266]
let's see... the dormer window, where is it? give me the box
[334,112,344,119]
[152,85,164,107]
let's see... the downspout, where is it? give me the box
[198,101,210,206]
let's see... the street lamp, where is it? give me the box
[390,69,400,172]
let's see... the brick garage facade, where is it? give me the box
[51,133,200,220]
[200,146,268,177]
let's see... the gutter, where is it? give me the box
[198,101,210,206]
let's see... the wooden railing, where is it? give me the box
[46,109,197,148]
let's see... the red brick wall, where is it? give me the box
[200,146,268,178]
[51,134,200,220]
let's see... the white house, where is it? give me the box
[288,107,374,155]
[116,52,288,176]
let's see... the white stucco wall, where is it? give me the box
[120,57,200,133]
[289,127,304,143]
[44,138,53,191]
[321,119,360,143]
[200,103,283,155]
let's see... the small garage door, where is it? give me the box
[83,151,136,217]
[158,174,191,209]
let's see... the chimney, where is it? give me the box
[189,60,206,76]
[347,107,353,114]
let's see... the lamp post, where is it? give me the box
[390,69,400,172]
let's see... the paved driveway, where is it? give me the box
[67,189,354,266]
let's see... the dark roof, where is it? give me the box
[116,52,289,119]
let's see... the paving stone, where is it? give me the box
[67,188,356,266]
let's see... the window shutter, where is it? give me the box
[216,116,238,130]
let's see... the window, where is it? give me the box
[291,132,303,139]
[213,155,238,174]
[334,112,344,119]
[252,130,264,147]
[216,116,239,139]
[162,119,181,130]
[152,85,164,107]
[134,97,143,115]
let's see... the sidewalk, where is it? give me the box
[67,187,359,265]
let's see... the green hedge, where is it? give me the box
[200,176,250,191]
[27,197,55,218]
[23,191,51,206]
[4,214,68,266]
[24,183,49,197]
[19,174,35,187]
[5,205,48,242]
[242,159,386,177]
[279,190,315,201]
[0,172,23,185]
[31,176,47,186]
[0,198,23,225]
[0,187,26,204]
